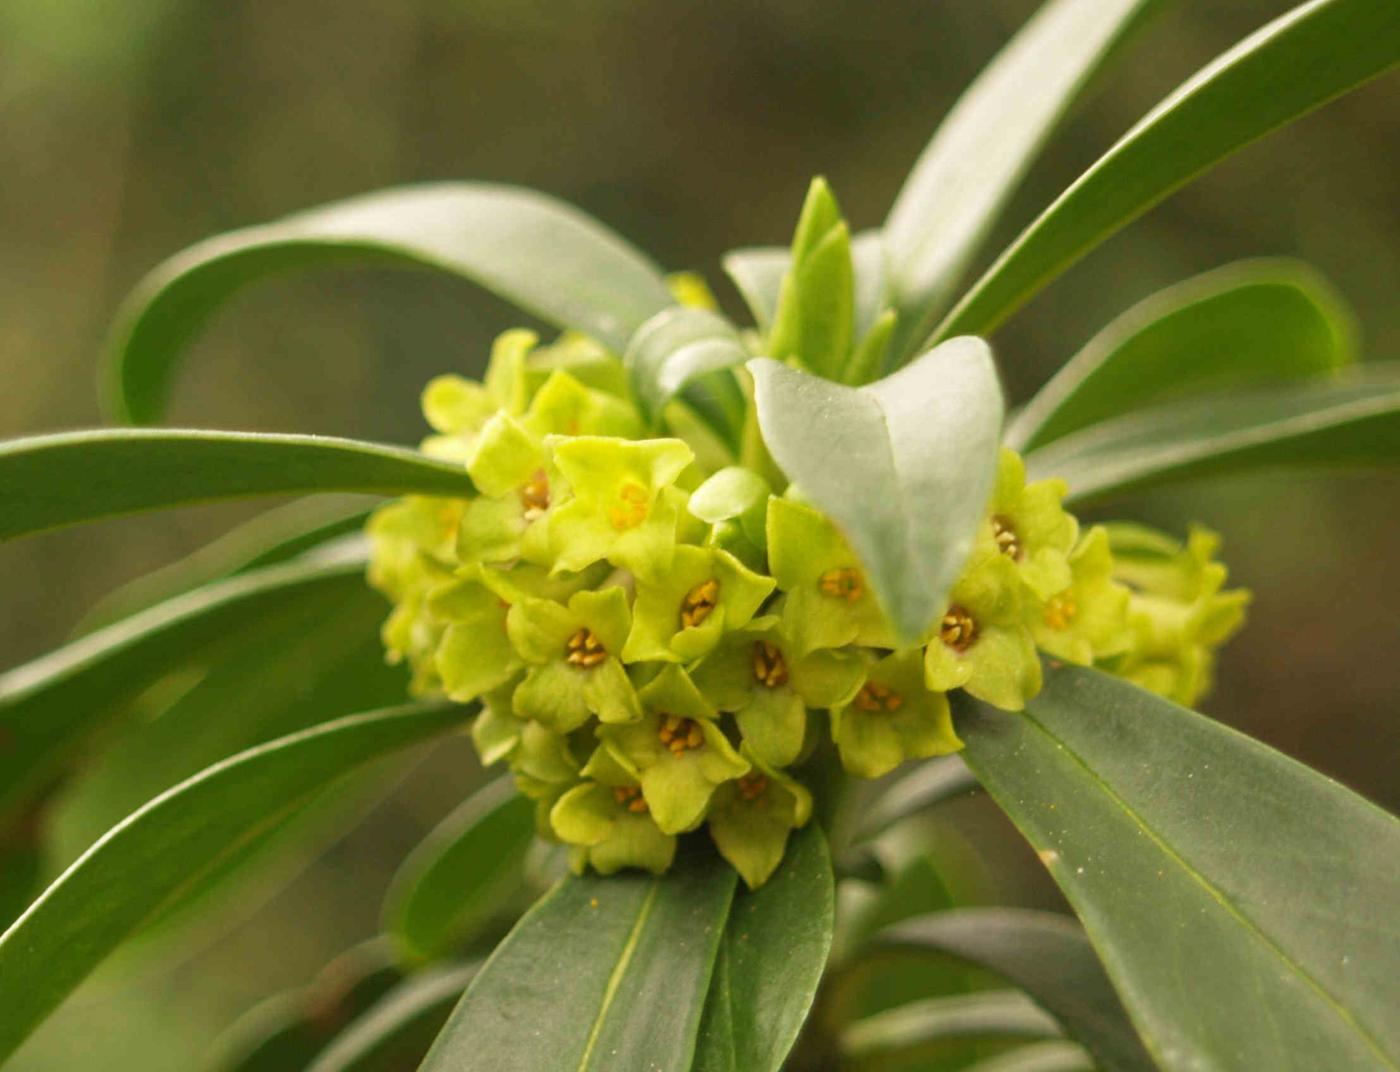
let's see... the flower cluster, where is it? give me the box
[367,328,1248,888]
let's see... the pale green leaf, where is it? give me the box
[624,306,749,426]
[842,991,1062,1062]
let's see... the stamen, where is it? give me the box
[854,681,904,712]
[991,515,1022,560]
[608,481,650,530]
[940,605,978,652]
[1044,592,1078,631]
[680,578,719,628]
[565,628,607,668]
[612,785,649,813]
[657,714,705,756]
[818,567,863,603]
[737,773,768,801]
[751,640,789,688]
[519,469,550,521]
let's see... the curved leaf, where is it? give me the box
[0,428,472,541]
[307,963,478,1072]
[933,0,1400,343]
[104,182,674,423]
[692,824,835,1072]
[1009,259,1356,450]
[853,756,979,843]
[419,846,736,1072]
[383,778,535,964]
[624,306,749,426]
[957,663,1400,1071]
[722,246,789,333]
[842,991,1062,1062]
[750,336,1003,644]
[1027,366,1400,506]
[884,0,1160,359]
[0,546,368,819]
[0,701,471,1063]
[965,1041,1096,1072]
[870,909,1154,1071]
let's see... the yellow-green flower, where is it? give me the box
[1033,526,1133,666]
[550,746,676,876]
[622,545,775,663]
[832,650,961,778]
[982,448,1077,598]
[707,748,812,889]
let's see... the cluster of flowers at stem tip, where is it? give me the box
[367,317,1249,890]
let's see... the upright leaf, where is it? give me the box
[870,909,1154,1071]
[933,0,1400,343]
[884,0,1160,359]
[419,847,736,1072]
[1027,366,1400,506]
[958,663,1400,1071]
[104,182,675,423]
[750,337,1003,644]
[383,778,536,964]
[0,548,368,819]
[692,824,835,1072]
[768,179,856,381]
[1009,259,1356,450]
[0,429,472,541]
[0,701,471,1063]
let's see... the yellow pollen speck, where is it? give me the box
[609,481,650,530]
[818,567,863,603]
[752,641,789,688]
[991,515,1022,560]
[519,469,550,521]
[940,605,978,652]
[854,681,904,712]
[612,785,649,813]
[680,578,719,629]
[1044,592,1078,631]
[657,714,705,756]
[565,628,607,668]
[590,897,600,908]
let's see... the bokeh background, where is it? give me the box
[2,1,1396,1068]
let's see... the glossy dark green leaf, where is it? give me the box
[306,962,478,1072]
[419,846,736,1072]
[0,428,472,541]
[0,701,470,1063]
[383,778,535,964]
[750,336,1003,644]
[211,940,403,1072]
[1026,366,1400,506]
[76,495,375,633]
[870,909,1154,1071]
[104,182,674,423]
[1009,259,1356,450]
[958,663,1400,1071]
[853,756,979,843]
[692,824,835,1072]
[964,1041,1095,1072]
[884,0,1159,360]
[624,306,749,426]
[933,0,1400,344]
[843,991,1062,1062]
[0,547,368,819]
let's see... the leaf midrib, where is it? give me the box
[575,878,661,1071]
[1015,705,1398,1071]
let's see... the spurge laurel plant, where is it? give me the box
[1,1,1397,1070]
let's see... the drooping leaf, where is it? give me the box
[964,1041,1096,1072]
[306,963,479,1072]
[75,495,376,633]
[852,756,980,843]
[383,778,535,964]
[957,663,1400,1071]
[1009,259,1356,450]
[750,336,1003,644]
[0,428,472,541]
[1026,365,1400,506]
[842,991,1062,1063]
[418,845,736,1072]
[870,909,1155,1071]
[933,0,1400,344]
[624,306,749,427]
[884,0,1160,360]
[692,824,835,1072]
[0,701,471,1063]
[0,546,368,819]
[104,182,675,423]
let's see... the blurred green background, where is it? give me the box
[2,1,1395,1067]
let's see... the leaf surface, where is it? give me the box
[843,991,1062,1062]
[853,756,979,842]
